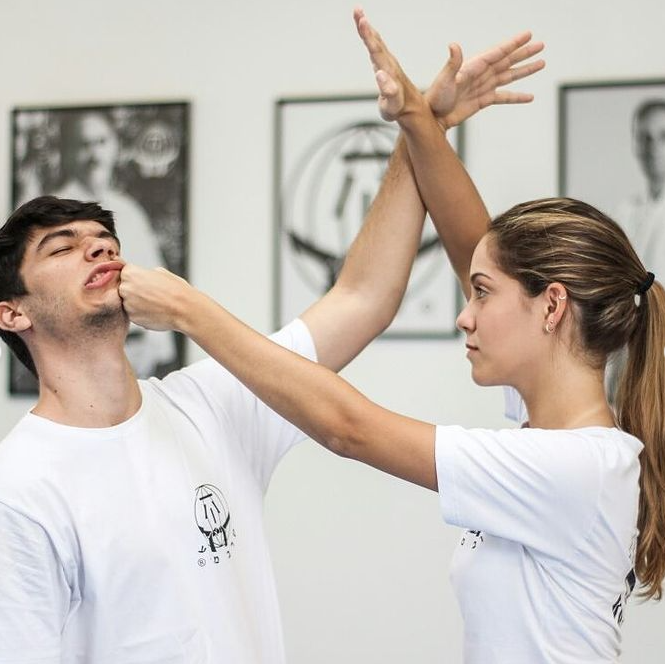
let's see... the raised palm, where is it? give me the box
[354,7,545,129]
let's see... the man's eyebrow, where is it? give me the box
[36,228,120,252]
[36,229,77,252]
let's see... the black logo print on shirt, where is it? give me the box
[194,484,236,566]
[612,534,637,625]
[460,530,484,550]
[612,568,636,626]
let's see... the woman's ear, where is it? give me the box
[542,283,568,331]
[0,300,32,333]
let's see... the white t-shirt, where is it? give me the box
[0,319,316,664]
[436,388,642,664]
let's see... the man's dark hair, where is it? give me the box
[0,195,117,377]
[634,98,665,128]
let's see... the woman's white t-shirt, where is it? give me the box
[435,388,642,663]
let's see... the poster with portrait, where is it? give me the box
[274,95,464,338]
[560,79,665,396]
[8,101,189,394]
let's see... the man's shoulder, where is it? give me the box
[0,416,57,501]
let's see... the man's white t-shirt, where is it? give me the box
[0,319,316,664]
[436,388,642,663]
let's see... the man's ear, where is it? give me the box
[0,301,32,333]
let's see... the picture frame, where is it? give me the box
[8,101,190,395]
[559,79,665,397]
[559,78,665,250]
[274,94,464,339]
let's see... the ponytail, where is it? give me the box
[616,280,665,600]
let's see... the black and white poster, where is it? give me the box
[560,79,665,396]
[560,80,665,285]
[274,95,463,338]
[9,101,189,394]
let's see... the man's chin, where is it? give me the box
[83,303,128,331]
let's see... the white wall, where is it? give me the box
[1,0,664,661]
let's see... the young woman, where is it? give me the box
[119,11,665,663]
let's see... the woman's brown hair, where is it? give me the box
[488,197,665,600]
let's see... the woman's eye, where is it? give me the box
[474,287,488,299]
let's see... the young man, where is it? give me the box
[0,19,543,662]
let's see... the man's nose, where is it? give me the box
[85,236,118,261]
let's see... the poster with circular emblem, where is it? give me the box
[9,101,189,394]
[274,94,463,339]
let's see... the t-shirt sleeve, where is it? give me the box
[0,502,70,663]
[155,319,317,490]
[435,425,602,558]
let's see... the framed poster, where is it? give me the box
[560,79,665,275]
[560,79,665,396]
[274,94,464,339]
[8,101,189,394]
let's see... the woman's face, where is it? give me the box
[456,234,549,388]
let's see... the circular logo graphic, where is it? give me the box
[194,484,232,553]
[282,120,442,297]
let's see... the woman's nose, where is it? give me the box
[456,300,474,333]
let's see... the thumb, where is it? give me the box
[444,43,463,77]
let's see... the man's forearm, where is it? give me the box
[300,136,427,371]
[333,136,426,316]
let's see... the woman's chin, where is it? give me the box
[470,368,501,387]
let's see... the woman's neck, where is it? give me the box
[517,359,614,430]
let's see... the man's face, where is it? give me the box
[18,220,126,342]
[635,106,665,186]
[71,114,119,190]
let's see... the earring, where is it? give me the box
[557,294,567,300]
[545,320,555,334]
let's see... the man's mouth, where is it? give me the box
[85,261,124,290]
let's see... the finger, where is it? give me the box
[475,31,544,71]
[470,31,533,68]
[506,59,546,83]
[355,11,381,54]
[490,59,546,87]
[443,42,464,78]
[485,90,536,105]
[505,41,545,67]
[354,10,398,74]
[376,70,403,121]
[376,70,401,99]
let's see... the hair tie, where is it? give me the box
[637,271,655,295]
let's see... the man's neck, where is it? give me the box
[32,340,142,428]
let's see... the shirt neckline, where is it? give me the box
[23,389,146,440]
